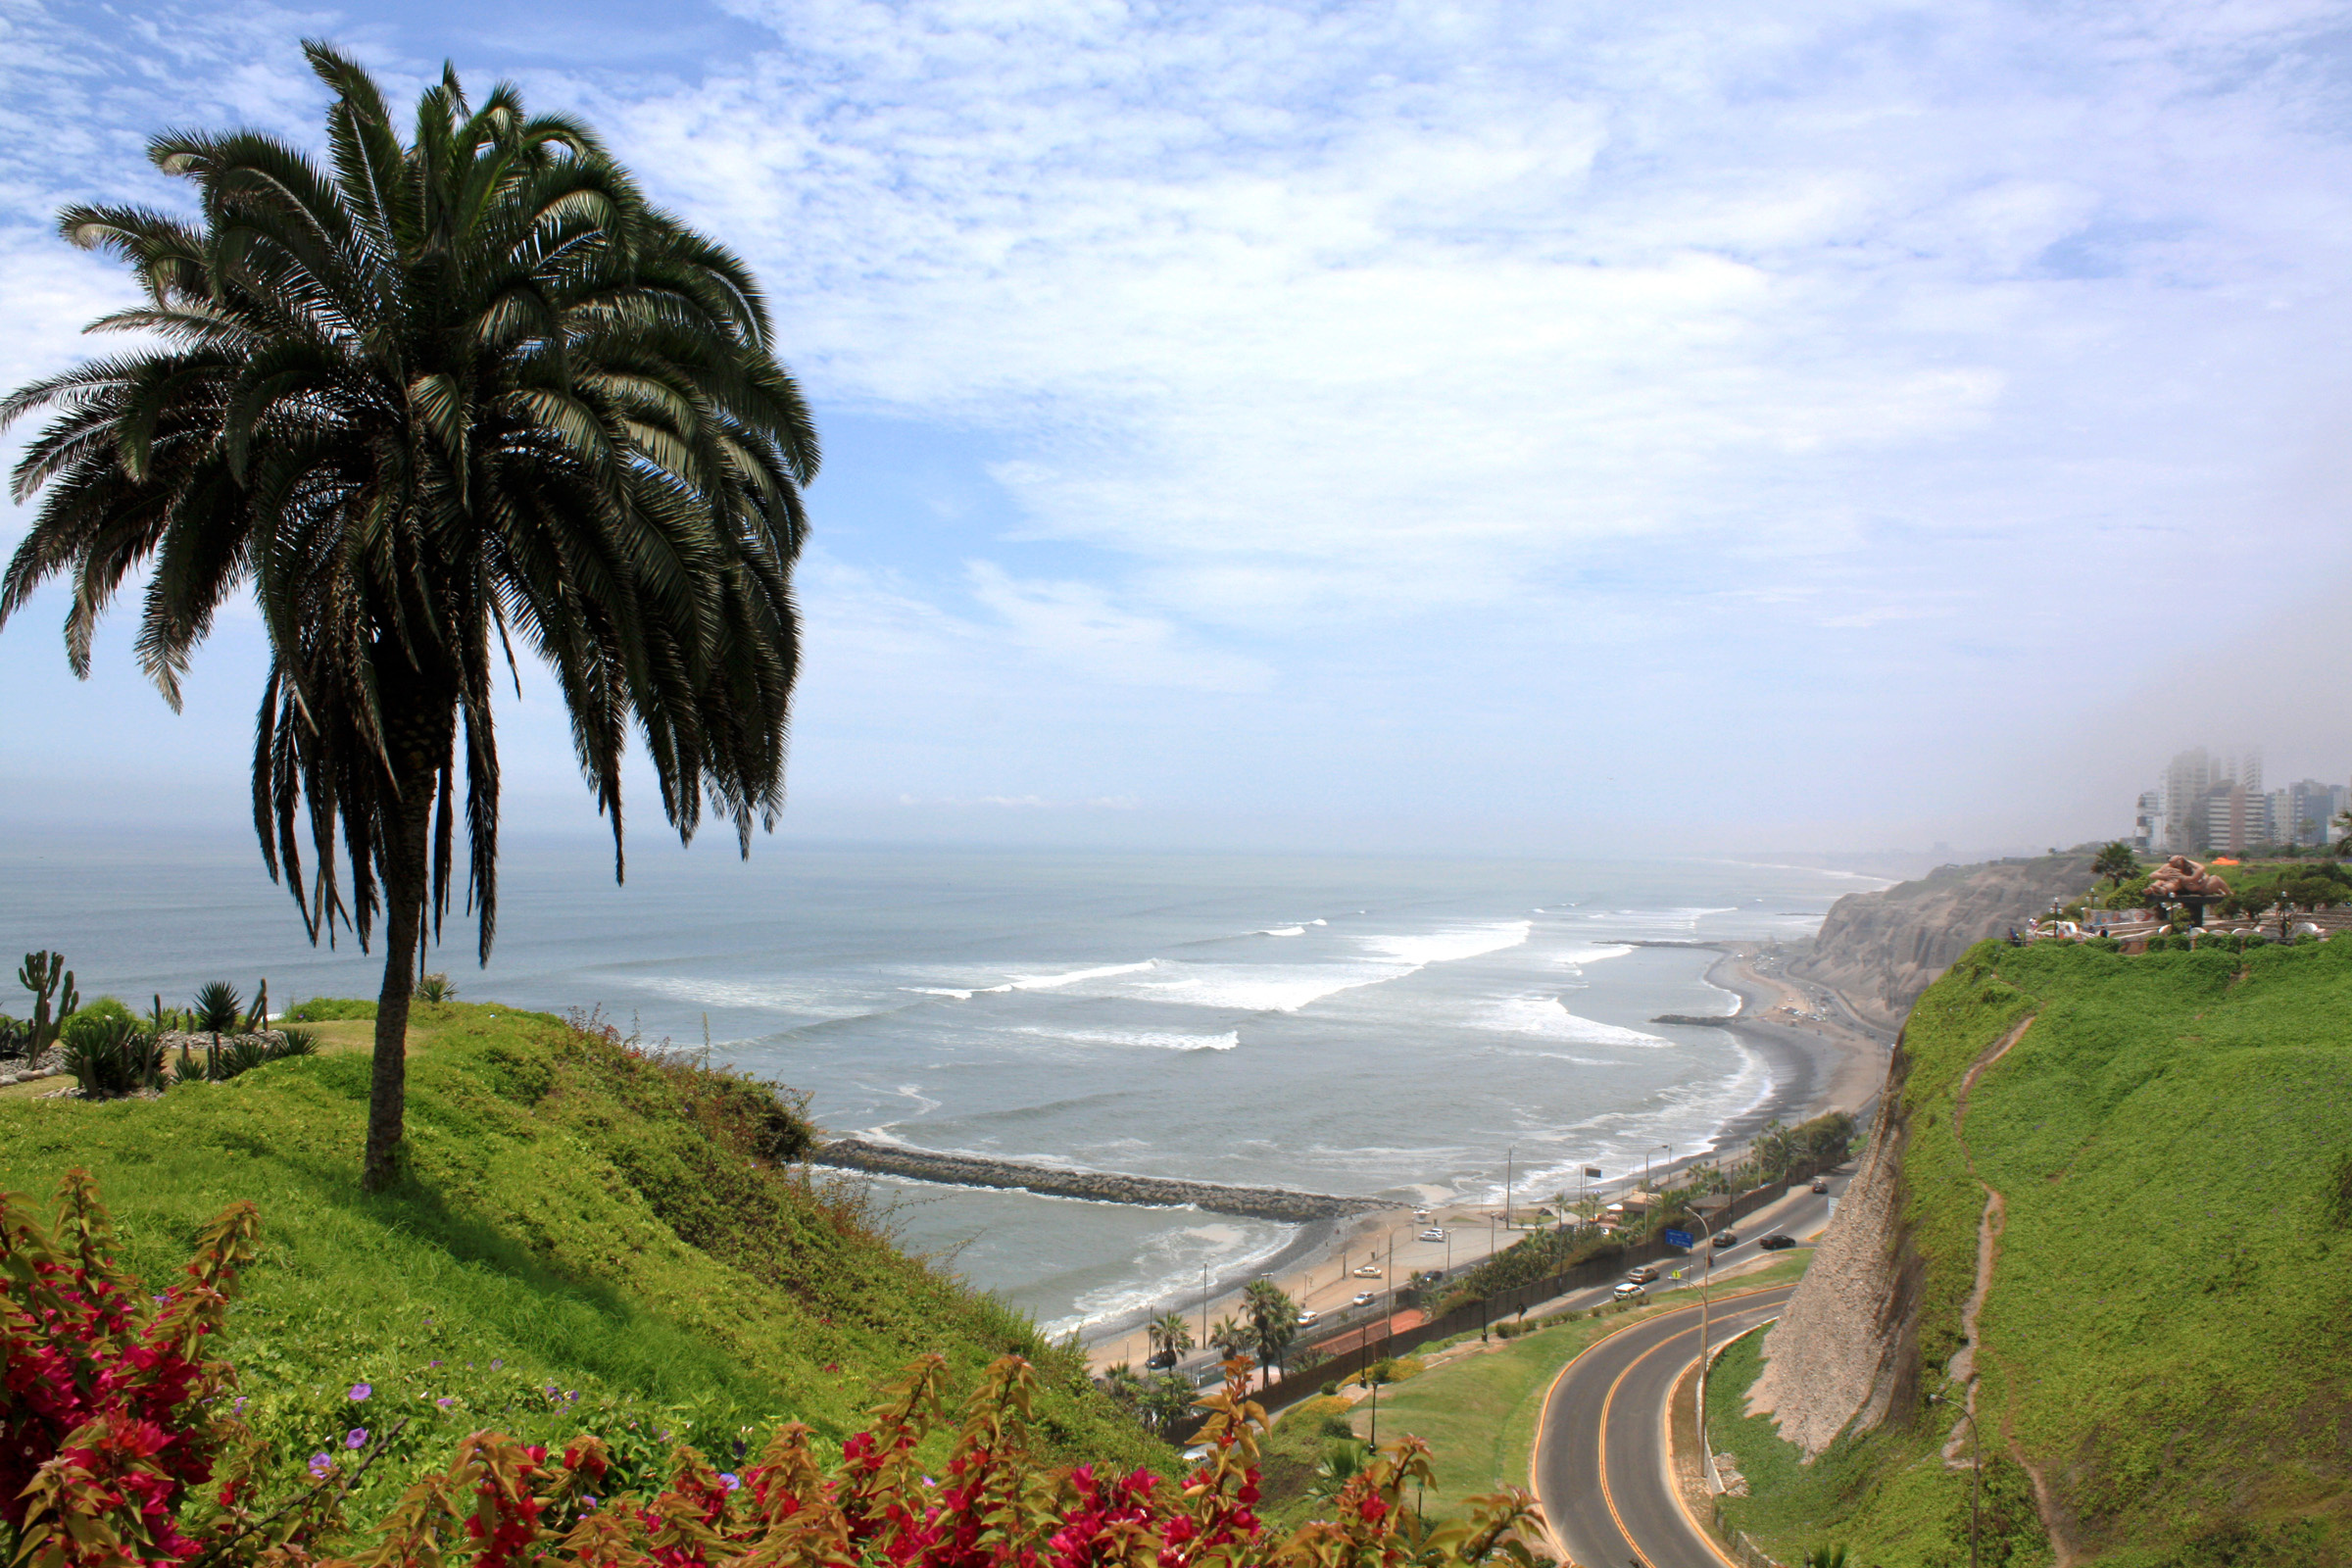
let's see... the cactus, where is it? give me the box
[18,952,77,1054]
[243,978,269,1032]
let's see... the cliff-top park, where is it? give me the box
[1,9,2346,1568]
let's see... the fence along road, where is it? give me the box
[1531,1288,1793,1568]
[1168,1176,1826,1445]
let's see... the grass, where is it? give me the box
[1715,938,2352,1568]
[1255,1252,1814,1532]
[0,1001,1168,1515]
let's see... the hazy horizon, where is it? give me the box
[6,0,2352,859]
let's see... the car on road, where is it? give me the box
[1711,1230,1739,1248]
[1811,1180,1830,1194]
[1413,1208,1431,1219]
[1625,1264,1661,1283]
[1419,1228,1446,1242]
[1353,1263,1383,1278]
[1612,1281,1646,1300]
[1295,1309,1319,1327]
[1759,1233,1797,1250]
[1351,1291,1377,1307]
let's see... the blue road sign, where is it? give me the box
[1664,1228,1693,1249]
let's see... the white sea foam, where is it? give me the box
[1255,926,1306,937]
[1479,994,1672,1048]
[1043,1216,1298,1339]
[1011,1026,1241,1053]
[1136,961,1396,1013]
[1309,918,1328,926]
[976,959,1157,994]
[1359,919,1532,967]
[631,973,892,1018]
[906,987,975,1001]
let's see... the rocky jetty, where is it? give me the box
[1651,1012,1740,1026]
[812,1139,1393,1222]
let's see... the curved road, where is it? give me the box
[1532,1287,1794,1568]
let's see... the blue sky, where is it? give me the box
[5,0,2352,857]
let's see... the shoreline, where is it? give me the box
[1074,943,1888,1369]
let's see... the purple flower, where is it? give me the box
[490,1359,503,1370]
[428,1360,442,1368]
[345,1428,368,1449]
[309,1453,332,1479]
[582,1495,601,1512]
[719,1473,740,1493]
[349,1383,371,1401]
[232,1396,248,1415]
[436,1396,457,1409]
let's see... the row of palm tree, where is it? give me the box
[1,43,814,1189]
[1134,1279,1303,1395]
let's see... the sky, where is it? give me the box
[4,0,2352,860]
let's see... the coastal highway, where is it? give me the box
[1532,1288,1794,1568]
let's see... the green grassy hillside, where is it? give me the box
[0,1002,1167,1510]
[1713,938,2352,1567]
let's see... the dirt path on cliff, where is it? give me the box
[1949,1006,2078,1566]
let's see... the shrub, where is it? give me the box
[416,973,457,1004]
[1,1174,1547,1568]
[283,997,378,1021]
[60,1015,166,1098]
[212,1032,318,1082]
[191,981,244,1035]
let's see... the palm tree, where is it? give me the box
[1244,1278,1298,1384]
[1146,1310,1194,1369]
[2092,842,2139,888]
[1207,1314,1253,1366]
[1140,1372,1196,1436]
[1,45,813,1189]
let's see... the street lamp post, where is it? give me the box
[1686,1205,1719,1492]
[1928,1395,1982,1568]
[1505,1146,1514,1230]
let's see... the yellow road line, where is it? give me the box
[1526,1283,1792,1567]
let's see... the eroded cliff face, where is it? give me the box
[1790,855,2091,1033]
[1743,1043,1924,1455]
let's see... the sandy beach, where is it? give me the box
[1081,945,1886,1372]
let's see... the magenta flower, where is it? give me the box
[436,1396,457,1409]
[345,1428,368,1449]
[349,1383,371,1401]
[308,1453,332,1479]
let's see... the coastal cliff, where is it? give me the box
[1789,854,2092,1033]
[1714,938,2352,1566]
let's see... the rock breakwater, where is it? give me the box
[812,1139,1394,1222]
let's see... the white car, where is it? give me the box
[1353,1263,1383,1278]
[1351,1291,1377,1307]
[1296,1309,1319,1327]
[1419,1228,1446,1242]
[1612,1281,1646,1300]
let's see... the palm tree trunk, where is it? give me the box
[362,776,435,1191]
[362,684,452,1193]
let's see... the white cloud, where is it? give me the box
[963,561,1272,691]
[10,0,2352,846]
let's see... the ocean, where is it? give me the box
[1,833,1873,1340]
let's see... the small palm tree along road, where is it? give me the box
[1531,1288,1794,1568]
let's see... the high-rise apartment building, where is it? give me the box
[2268,779,2342,848]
